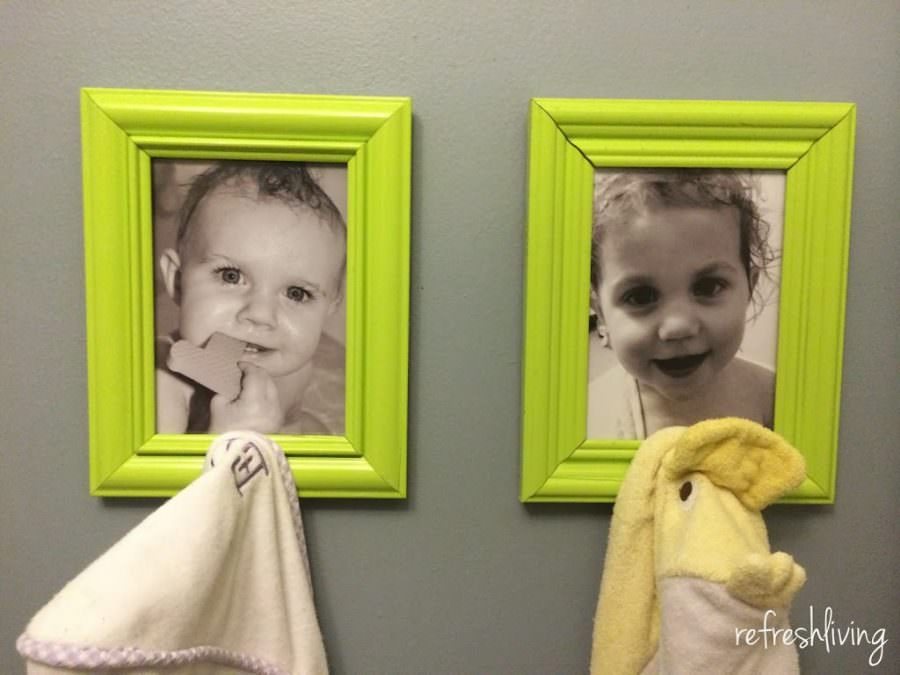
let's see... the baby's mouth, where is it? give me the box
[652,352,710,378]
[242,342,272,355]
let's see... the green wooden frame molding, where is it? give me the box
[82,88,410,498]
[521,98,855,503]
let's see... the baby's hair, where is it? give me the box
[176,160,346,252]
[591,169,777,316]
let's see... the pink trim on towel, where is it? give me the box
[16,634,289,674]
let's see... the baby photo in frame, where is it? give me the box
[152,160,348,437]
[81,88,410,499]
[520,98,855,504]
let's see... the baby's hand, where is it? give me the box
[208,362,284,434]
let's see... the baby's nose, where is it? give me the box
[238,290,277,327]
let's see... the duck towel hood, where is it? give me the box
[17,431,328,675]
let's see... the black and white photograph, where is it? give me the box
[152,159,348,436]
[587,169,784,439]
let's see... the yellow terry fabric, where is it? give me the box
[590,426,684,675]
[654,471,771,586]
[663,419,806,511]
[590,418,806,675]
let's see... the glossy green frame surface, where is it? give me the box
[521,98,855,503]
[82,88,410,498]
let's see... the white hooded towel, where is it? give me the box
[17,431,328,675]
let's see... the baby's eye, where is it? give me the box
[693,277,728,298]
[621,285,658,307]
[286,286,313,304]
[214,266,243,285]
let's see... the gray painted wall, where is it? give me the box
[2,2,897,672]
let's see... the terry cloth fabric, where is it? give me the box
[590,418,807,675]
[17,431,328,675]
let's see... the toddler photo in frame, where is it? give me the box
[520,98,854,503]
[587,169,784,439]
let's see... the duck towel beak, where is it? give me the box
[17,431,328,675]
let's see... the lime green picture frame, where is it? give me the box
[521,98,855,503]
[82,88,410,498]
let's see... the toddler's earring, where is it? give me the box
[596,325,610,348]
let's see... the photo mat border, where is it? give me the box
[82,88,410,498]
[520,98,855,503]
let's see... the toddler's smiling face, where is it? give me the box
[595,205,753,401]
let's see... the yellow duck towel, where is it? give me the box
[591,418,807,675]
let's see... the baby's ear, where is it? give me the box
[590,286,599,311]
[159,248,182,305]
[590,287,604,320]
[589,288,612,346]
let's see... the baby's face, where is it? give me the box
[595,206,751,401]
[167,185,344,379]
